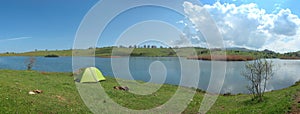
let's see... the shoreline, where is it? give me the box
[187,55,256,61]
[2,69,298,95]
[280,57,300,60]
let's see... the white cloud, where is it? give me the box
[181,1,300,53]
[170,34,190,46]
[0,37,32,42]
[271,9,298,36]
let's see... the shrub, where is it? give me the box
[241,58,274,102]
[44,54,59,57]
[26,57,36,70]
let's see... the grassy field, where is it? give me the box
[0,70,91,113]
[1,69,300,113]
[0,47,189,57]
[0,50,73,57]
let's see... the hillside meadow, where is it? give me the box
[1,70,300,113]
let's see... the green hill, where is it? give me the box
[1,47,299,60]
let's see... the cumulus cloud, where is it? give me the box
[271,9,298,36]
[181,1,300,53]
[170,34,190,46]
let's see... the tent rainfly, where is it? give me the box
[80,67,106,83]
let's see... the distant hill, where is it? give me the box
[225,47,256,52]
[1,47,299,60]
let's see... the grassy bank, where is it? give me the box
[1,69,300,113]
[0,70,90,113]
[0,50,72,57]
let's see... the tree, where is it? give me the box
[88,47,95,49]
[26,57,36,70]
[241,58,274,102]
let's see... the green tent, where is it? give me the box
[80,67,106,83]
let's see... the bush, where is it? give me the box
[241,58,274,102]
[26,57,36,70]
[223,92,232,96]
[45,54,59,57]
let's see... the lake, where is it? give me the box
[0,56,299,94]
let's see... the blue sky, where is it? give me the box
[0,0,98,52]
[0,0,299,53]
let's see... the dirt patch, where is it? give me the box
[55,95,66,101]
[289,92,300,114]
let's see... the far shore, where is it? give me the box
[279,57,300,60]
[187,55,256,61]
[2,55,300,61]
[0,47,299,61]
[97,56,122,58]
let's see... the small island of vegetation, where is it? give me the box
[44,54,59,57]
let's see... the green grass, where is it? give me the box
[208,90,296,113]
[0,50,72,56]
[0,70,91,113]
[0,47,198,57]
[0,69,299,113]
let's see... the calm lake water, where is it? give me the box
[0,56,299,94]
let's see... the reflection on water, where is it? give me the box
[0,56,299,94]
